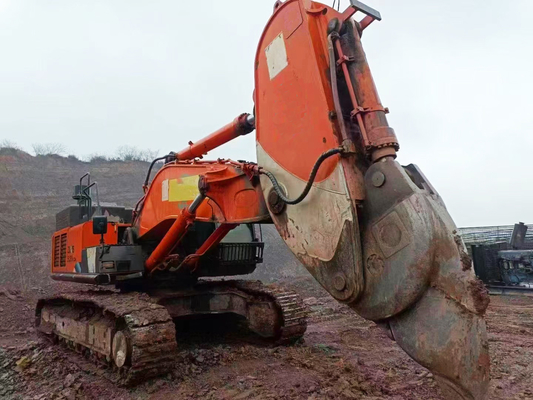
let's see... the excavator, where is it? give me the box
[35,1,490,399]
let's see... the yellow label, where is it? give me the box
[168,175,199,202]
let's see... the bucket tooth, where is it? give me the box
[387,287,489,400]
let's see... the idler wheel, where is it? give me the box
[112,331,129,368]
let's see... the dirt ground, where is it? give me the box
[0,277,532,400]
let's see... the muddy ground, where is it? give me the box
[0,277,532,400]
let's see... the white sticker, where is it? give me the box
[87,247,96,273]
[162,179,169,201]
[265,32,288,80]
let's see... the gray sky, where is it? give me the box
[0,0,532,227]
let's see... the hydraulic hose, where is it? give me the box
[134,153,177,223]
[261,147,342,205]
[143,155,171,190]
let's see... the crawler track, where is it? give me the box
[35,281,308,385]
[230,281,308,343]
[36,291,177,385]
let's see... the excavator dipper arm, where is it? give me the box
[144,1,489,398]
[252,1,489,399]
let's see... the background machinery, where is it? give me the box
[35,1,490,399]
[468,222,533,292]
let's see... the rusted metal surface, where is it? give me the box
[153,280,307,343]
[336,21,398,160]
[36,281,307,385]
[234,280,308,343]
[40,305,115,357]
[254,2,490,398]
[267,189,287,215]
[258,144,364,304]
[36,291,177,385]
[259,283,308,343]
[50,273,111,285]
[344,157,489,399]
[388,287,489,400]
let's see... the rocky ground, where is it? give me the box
[0,277,532,400]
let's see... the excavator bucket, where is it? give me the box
[254,1,489,399]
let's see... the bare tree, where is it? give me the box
[116,145,140,161]
[116,146,159,162]
[88,154,108,162]
[0,139,20,150]
[140,149,159,161]
[32,143,66,156]
[0,139,22,155]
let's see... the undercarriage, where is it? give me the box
[35,280,307,385]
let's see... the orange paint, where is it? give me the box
[51,221,123,273]
[136,161,270,241]
[176,114,253,161]
[255,1,345,183]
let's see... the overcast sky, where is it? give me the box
[0,0,532,227]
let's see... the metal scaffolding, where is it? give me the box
[458,224,533,246]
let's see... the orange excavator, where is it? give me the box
[35,1,490,399]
